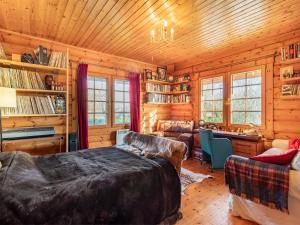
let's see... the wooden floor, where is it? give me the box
[177,159,256,225]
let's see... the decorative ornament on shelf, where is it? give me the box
[150,20,174,43]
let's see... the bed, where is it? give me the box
[0,138,183,225]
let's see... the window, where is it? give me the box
[88,76,108,126]
[114,79,130,124]
[200,76,224,123]
[230,69,262,125]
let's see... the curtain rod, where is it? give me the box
[69,59,142,74]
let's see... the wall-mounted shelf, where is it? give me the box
[0,59,67,74]
[280,77,300,83]
[145,102,190,105]
[3,114,67,118]
[280,58,300,65]
[280,95,300,100]
[145,79,190,85]
[16,88,67,94]
[145,90,189,95]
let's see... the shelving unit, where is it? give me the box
[0,49,69,152]
[280,58,300,65]
[280,77,300,83]
[143,76,191,104]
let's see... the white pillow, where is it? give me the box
[292,151,300,170]
[261,147,286,156]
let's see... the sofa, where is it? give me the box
[150,120,194,158]
[229,139,300,225]
[120,131,187,173]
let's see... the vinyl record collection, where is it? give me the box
[1,95,65,115]
[48,51,67,68]
[0,68,45,89]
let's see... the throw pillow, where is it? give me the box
[250,149,299,165]
[291,152,300,170]
[289,138,300,150]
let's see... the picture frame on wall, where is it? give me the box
[157,66,167,81]
[144,69,152,80]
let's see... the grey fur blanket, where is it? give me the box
[0,147,181,225]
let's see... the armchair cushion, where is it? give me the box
[289,138,300,150]
[251,149,299,165]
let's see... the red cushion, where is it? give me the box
[288,139,300,150]
[250,149,299,165]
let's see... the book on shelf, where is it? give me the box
[281,43,300,61]
[48,51,67,68]
[146,93,190,104]
[282,84,300,96]
[0,67,45,90]
[1,95,65,115]
[146,83,171,92]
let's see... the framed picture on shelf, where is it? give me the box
[144,69,152,80]
[157,66,167,80]
[280,66,294,79]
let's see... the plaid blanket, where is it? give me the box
[225,155,290,213]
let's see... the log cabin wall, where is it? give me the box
[0,29,160,148]
[173,29,300,146]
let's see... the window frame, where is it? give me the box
[199,74,226,126]
[228,66,266,128]
[87,74,111,128]
[112,77,131,126]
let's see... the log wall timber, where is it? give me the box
[173,29,300,143]
[0,29,160,149]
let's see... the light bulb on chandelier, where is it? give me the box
[151,20,174,43]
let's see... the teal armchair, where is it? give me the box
[200,128,233,170]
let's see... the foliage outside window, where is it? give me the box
[231,69,262,125]
[200,76,224,123]
[88,76,108,126]
[114,79,130,124]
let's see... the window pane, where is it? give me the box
[213,89,223,100]
[88,76,108,126]
[202,79,212,90]
[88,77,94,88]
[202,101,213,111]
[88,102,94,113]
[88,89,94,101]
[114,80,124,91]
[202,112,214,122]
[95,90,106,101]
[247,71,261,85]
[202,90,213,100]
[124,103,130,113]
[95,114,107,125]
[246,112,261,125]
[232,73,246,86]
[246,99,261,111]
[247,85,261,98]
[95,102,106,113]
[88,114,94,126]
[232,86,245,98]
[124,82,129,91]
[115,113,124,124]
[124,92,130,102]
[213,100,223,111]
[232,99,245,111]
[115,102,124,112]
[213,77,223,89]
[115,91,124,101]
[124,113,131,123]
[95,78,106,89]
[213,112,223,123]
[232,112,245,124]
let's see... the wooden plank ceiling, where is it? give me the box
[0,0,300,66]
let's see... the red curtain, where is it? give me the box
[77,64,89,149]
[129,72,141,132]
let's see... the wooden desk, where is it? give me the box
[212,131,264,157]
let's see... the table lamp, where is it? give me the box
[0,87,17,152]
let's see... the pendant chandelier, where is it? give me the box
[150,20,174,43]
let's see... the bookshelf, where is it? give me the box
[143,76,191,104]
[0,48,69,152]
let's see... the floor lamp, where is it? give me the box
[0,87,17,152]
